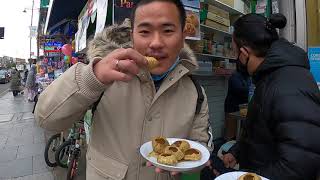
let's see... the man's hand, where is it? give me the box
[93,48,148,84]
[222,153,237,168]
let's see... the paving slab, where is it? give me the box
[22,113,34,120]
[17,143,45,159]
[21,126,44,137]
[0,146,18,163]
[11,171,54,180]
[32,155,53,174]
[0,157,33,178]
[0,136,7,149]
[5,128,23,138]
[33,132,45,144]
[6,134,33,147]
[12,121,34,130]
[0,114,14,123]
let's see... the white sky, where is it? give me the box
[0,0,40,59]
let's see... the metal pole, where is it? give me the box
[29,0,35,67]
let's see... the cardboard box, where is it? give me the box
[205,19,230,33]
[207,4,230,19]
[207,12,231,26]
[219,0,234,7]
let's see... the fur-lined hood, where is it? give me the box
[87,19,198,71]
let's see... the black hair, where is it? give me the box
[233,13,287,57]
[130,0,186,31]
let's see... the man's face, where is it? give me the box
[132,1,185,75]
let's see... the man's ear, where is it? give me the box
[239,47,249,59]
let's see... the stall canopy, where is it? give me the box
[45,0,87,34]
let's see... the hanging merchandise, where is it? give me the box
[251,0,271,17]
[39,65,46,75]
[87,0,95,17]
[36,64,41,74]
[78,16,90,51]
[71,57,79,65]
[91,10,97,23]
[75,31,79,52]
[61,44,73,56]
[95,0,109,36]
[72,40,76,51]
[64,56,71,65]
[57,60,64,69]
[42,58,48,64]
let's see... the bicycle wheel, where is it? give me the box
[55,139,73,168]
[67,153,79,180]
[44,133,63,167]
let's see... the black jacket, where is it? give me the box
[224,71,250,113]
[229,39,320,180]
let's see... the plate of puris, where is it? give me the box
[140,137,210,172]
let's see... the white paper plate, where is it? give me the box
[215,171,269,180]
[140,138,210,172]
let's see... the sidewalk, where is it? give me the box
[0,92,85,180]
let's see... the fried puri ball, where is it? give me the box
[152,137,169,154]
[183,148,202,161]
[238,173,262,180]
[157,153,178,165]
[164,146,184,161]
[145,56,159,70]
[172,140,191,153]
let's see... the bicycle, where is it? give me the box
[44,132,65,167]
[55,120,86,180]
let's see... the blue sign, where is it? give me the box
[308,47,320,83]
[44,42,63,47]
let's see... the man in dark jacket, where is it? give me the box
[224,63,250,140]
[220,13,320,180]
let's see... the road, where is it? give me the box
[0,82,11,97]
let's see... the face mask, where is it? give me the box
[236,48,250,76]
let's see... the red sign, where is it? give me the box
[44,50,61,53]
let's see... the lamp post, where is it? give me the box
[30,0,35,66]
[24,0,35,66]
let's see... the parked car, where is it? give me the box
[0,70,10,84]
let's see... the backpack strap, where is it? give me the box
[189,75,204,115]
[189,75,213,148]
[92,92,104,115]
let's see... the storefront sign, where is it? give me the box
[308,47,320,83]
[113,0,138,24]
[47,52,61,57]
[44,41,63,52]
[44,42,63,47]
